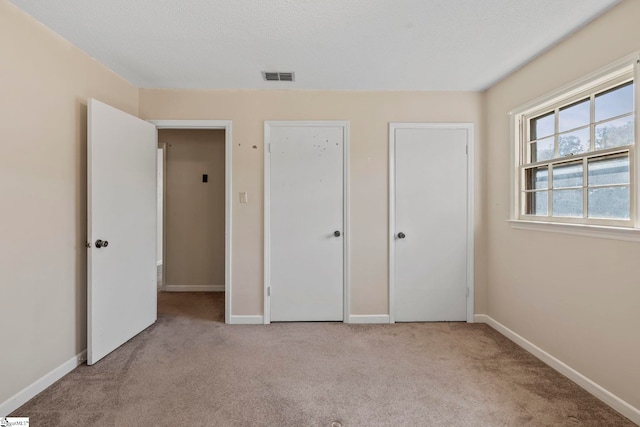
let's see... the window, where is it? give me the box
[513,56,639,230]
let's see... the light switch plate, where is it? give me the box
[239,192,248,203]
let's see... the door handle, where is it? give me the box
[397,232,406,239]
[334,231,341,237]
[95,239,109,248]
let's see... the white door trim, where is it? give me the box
[388,122,475,323]
[264,121,350,324]
[149,120,233,324]
[158,142,167,292]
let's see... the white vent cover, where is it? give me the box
[262,71,295,82]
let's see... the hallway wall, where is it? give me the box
[161,129,226,291]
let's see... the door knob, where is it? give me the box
[334,231,341,237]
[95,239,109,248]
[397,232,406,239]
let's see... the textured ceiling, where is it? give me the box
[9,0,621,91]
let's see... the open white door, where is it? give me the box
[87,99,157,365]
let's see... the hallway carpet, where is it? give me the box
[13,293,633,426]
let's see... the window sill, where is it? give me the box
[507,220,640,242]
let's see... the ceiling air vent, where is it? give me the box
[262,71,295,82]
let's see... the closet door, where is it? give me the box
[266,122,347,322]
[393,125,469,322]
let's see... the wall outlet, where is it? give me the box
[239,192,248,203]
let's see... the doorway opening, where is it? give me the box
[151,121,232,324]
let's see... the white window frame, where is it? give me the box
[509,53,640,242]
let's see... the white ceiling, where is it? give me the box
[10,0,620,91]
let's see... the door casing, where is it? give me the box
[388,122,475,323]
[157,143,166,291]
[263,121,350,324]
[149,120,233,324]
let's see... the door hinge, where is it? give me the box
[267,286,271,296]
[85,241,91,248]
[465,144,468,155]
[267,143,271,153]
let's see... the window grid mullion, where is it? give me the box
[586,88,594,220]
[633,57,639,226]
[550,107,558,218]
[548,163,554,217]
[521,115,527,167]
[583,157,588,219]
[590,94,596,153]
[553,108,559,159]
[587,182,631,190]
[632,145,637,226]
[524,146,630,168]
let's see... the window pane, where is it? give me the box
[559,99,589,132]
[595,115,634,149]
[552,162,583,188]
[525,191,548,215]
[552,189,583,217]
[588,155,629,186]
[530,113,554,140]
[558,127,590,157]
[595,82,634,122]
[588,186,630,219]
[530,137,554,162]
[525,166,548,190]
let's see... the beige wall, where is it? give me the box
[160,130,226,289]
[139,90,485,316]
[484,0,640,410]
[0,0,138,407]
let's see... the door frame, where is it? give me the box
[157,142,167,292]
[388,122,475,323]
[149,120,233,324]
[263,121,350,324]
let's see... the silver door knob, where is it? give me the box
[397,232,406,239]
[95,239,109,248]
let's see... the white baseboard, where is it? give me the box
[0,350,86,417]
[348,314,390,324]
[229,315,264,325]
[164,285,224,292]
[473,314,487,323]
[475,314,640,425]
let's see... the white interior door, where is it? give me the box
[88,99,157,364]
[266,122,346,322]
[393,126,469,322]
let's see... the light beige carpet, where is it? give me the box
[13,293,634,426]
